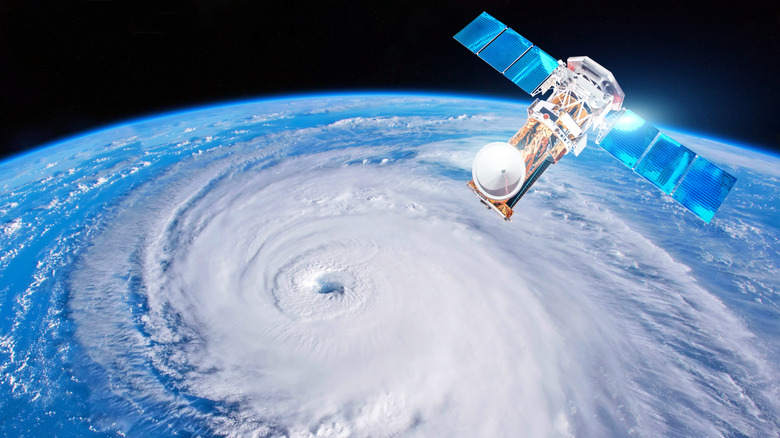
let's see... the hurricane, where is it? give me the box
[1,94,778,437]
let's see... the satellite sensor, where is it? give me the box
[455,12,737,222]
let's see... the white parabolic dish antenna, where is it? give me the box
[472,142,526,201]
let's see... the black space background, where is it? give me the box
[1,0,778,160]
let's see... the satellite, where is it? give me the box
[455,12,737,223]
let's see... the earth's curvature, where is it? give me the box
[0,94,778,436]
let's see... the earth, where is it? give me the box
[0,94,778,437]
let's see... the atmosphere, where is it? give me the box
[1,0,778,158]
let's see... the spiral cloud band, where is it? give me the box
[1,95,778,436]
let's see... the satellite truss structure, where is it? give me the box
[455,12,737,222]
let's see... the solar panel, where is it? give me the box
[453,12,507,54]
[598,110,659,169]
[478,28,533,72]
[454,12,557,96]
[504,46,558,94]
[671,158,737,223]
[634,133,697,194]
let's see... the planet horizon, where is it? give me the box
[1,93,778,436]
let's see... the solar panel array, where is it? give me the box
[454,12,557,94]
[672,159,737,223]
[598,110,659,168]
[453,12,506,53]
[634,134,696,194]
[599,110,737,222]
[505,46,558,95]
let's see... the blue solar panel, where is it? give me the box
[598,110,659,169]
[504,46,558,94]
[634,134,697,194]
[671,158,736,223]
[478,28,532,72]
[454,12,506,54]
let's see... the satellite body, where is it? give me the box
[456,12,736,222]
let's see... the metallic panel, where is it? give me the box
[454,12,506,54]
[598,110,659,169]
[671,158,737,223]
[507,157,552,208]
[478,28,532,72]
[634,134,697,194]
[504,46,558,94]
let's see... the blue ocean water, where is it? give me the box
[0,94,778,436]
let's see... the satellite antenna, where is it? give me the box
[455,12,737,222]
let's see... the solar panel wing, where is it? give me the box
[598,110,659,169]
[454,12,559,96]
[671,158,737,223]
[454,12,507,54]
[478,28,533,72]
[634,134,697,194]
[503,46,558,94]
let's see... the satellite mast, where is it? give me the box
[455,12,737,222]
